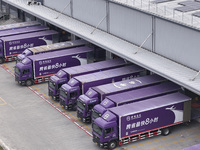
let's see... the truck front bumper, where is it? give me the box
[15,76,25,85]
[48,90,59,101]
[93,137,108,149]
[77,110,91,123]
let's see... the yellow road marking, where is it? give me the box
[4,64,14,73]
[125,127,199,149]
[32,85,92,131]
[148,134,200,150]
[0,96,7,105]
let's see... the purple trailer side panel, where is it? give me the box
[91,74,166,101]
[73,65,144,93]
[121,102,183,138]
[0,26,48,37]
[2,30,57,57]
[106,81,181,106]
[107,92,191,139]
[63,58,127,79]
[32,47,92,78]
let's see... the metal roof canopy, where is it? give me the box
[3,0,200,95]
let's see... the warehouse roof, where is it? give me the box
[3,0,200,95]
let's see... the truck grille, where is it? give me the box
[48,89,53,96]
[77,110,83,118]
[15,76,19,81]
[93,134,100,144]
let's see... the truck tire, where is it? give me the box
[0,58,4,64]
[108,140,117,149]
[26,79,33,86]
[162,128,170,136]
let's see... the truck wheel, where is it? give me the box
[26,79,33,86]
[162,128,170,136]
[108,140,117,149]
[0,58,4,64]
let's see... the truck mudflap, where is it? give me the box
[119,129,162,146]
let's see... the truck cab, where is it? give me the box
[16,49,32,63]
[92,111,118,149]
[0,40,4,64]
[77,88,99,123]
[15,57,33,86]
[92,98,115,122]
[49,70,68,100]
[59,78,80,110]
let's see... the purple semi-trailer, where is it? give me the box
[92,81,181,122]
[77,74,166,123]
[59,65,145,110]
[15,46,93,86]
[16,39,89,63]
[0,21,40,32]
[0,30,58,63]
[93,92,191,149]
[0,25,49,38]
[49,58,128,101]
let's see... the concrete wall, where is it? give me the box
[9,0,200,71]
[155,18,200,70]
[109,2,153,51]
[44,0,71,16]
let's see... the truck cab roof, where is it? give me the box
[94,116,117,129]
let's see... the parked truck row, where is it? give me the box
[92,92,191,149]
[0,21,58,63]
[48,58,128,101]
[8,21,195,149]
[16,39,89,63]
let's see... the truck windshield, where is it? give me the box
[60,89,67,99]
[93,123,103,136]
[49,80,55,89]
[92,110,101,120]
[15,67,21,75]
[77,99,85,111]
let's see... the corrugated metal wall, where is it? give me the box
[40,0,200,71]
[44,0,71,16]
[155,18,200,71]
[109,2,153,51]
[73,0,107,31]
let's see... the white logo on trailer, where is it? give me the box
[72,54,87,65]
[166,105,183,123]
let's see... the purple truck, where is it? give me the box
[77,74,166,123]
[15,46,93,86]
[49,58,128,101]
[0,25,48,38]
[16,39,89,63]
[93,92,191,149]
[59,65,145,110]
[92,81,181,122]
[0,30,58,63]
[0,21,40,32]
